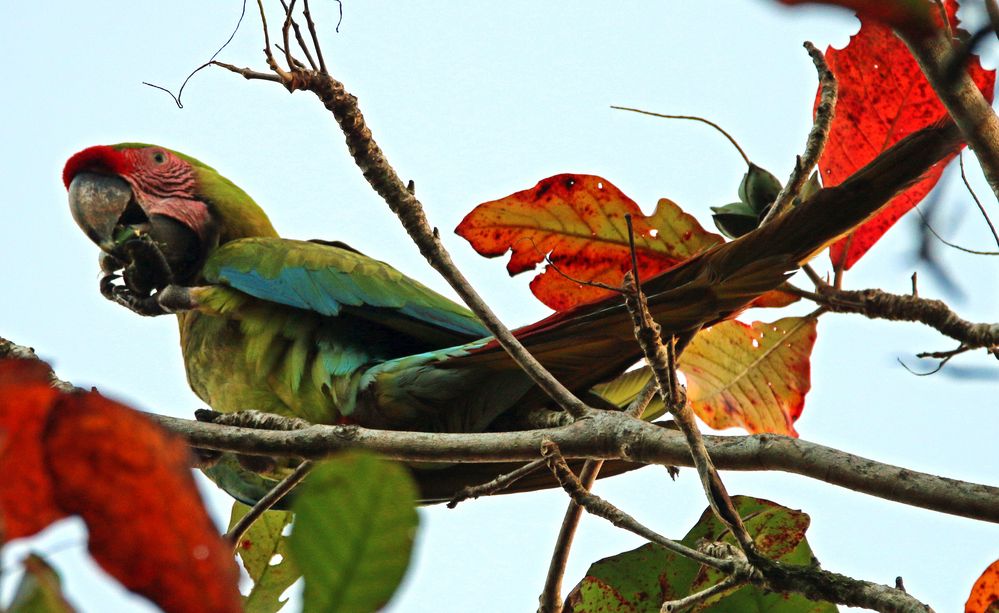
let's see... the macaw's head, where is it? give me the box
[64,144,277,293]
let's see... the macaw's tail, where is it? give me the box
[463,120,963,398]
[358,121,962,437]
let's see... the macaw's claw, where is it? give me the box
[99,275,170,316]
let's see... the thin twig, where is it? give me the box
[302,0,327,73]
[914,205,999,255]
[802,264,826,287]
[610,106,750,165]
[625,376,660,418]
[538,459,604,613]
[447,458,547,508]
[279,0,317,69]
[762,42,837,224]
[960,154,999,249]
[660,574,743,612]
[621,223,756,554]
[224,459,313,549]
[541,441,733,570]
[142,0,247,108]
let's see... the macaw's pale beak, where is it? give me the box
[67,171,134,251]
[67,172,203,292]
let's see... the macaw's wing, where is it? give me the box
[201,237,490,348]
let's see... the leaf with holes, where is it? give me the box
[818,0,995,269]
[8,555,76,613]
[457,174,723,311]
[565,497,835,613]
[0,359,242,613]
[967,558,999,613]
[678,316,817,436]
[229,502,300,613]
[290,452,418,613]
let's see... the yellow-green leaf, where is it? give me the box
[229,502,299,613]
[679,316,818,436]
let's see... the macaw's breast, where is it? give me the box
[177,298,423,425]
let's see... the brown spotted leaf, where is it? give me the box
[678,316,818,436]
[968,558,999,613]
[457,174,723,311]
[565,497,835,612]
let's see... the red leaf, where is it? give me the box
[457,174,722,311]
[0,364,66,540]
[778,0,940,34]
[818,0,995,269]
[968,558,999,613]
[0,359,241,613]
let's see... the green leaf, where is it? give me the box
[229,502,300,613]
[738,163,782,213]
[565,497,837,613]
[9,554,76,613]
[289,452,419,613]
[710,201,760,239]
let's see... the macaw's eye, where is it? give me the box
[152,151,167,164]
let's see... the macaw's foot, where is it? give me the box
[100,273,170,316]
[196,408,313,431]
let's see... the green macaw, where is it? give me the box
[63,123,959,502]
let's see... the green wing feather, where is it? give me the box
[202,237,489,343]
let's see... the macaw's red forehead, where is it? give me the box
[62,145,137,189]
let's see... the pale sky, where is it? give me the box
[2,2,998,611]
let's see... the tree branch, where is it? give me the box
[762,41,837,224]
[789,284,999,350]
[899,25,999,201]
[537,459,604,613]
[148,410,999,524]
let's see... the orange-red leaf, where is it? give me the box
[747,288,800,309]
[0,359,241,613]
[457,174,722,311]
[678,316,818,436]
[968,558,999,613]
[818,0,995,269]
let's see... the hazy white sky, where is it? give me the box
[2,2,998,611]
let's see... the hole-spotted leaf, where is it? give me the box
[678,316,818,436]
[229,502,300,613]
[457,174,722,311]
[818,0,995,269]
